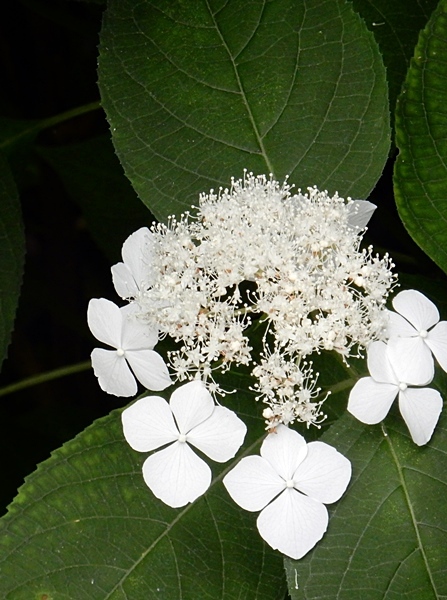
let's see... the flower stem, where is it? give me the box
[0,100,102,152]
[0,360,91,398]
[37,100,102,131]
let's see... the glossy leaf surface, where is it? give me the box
[285,400,447,599]
[98,0,390,220]
[394,0,447,274]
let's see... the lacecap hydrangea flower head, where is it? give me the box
[87,173,445,560]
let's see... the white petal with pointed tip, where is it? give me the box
[111,262,138,299]
[387,337,434,385]
[170,381,214,433]
[348,377,397,424]
[398,388,443,446]
[293,441,351,504]
[223,455,284,512]
[91,347,137,396]
[346,200,376,230]
[426,321,447,373]
[392,289,439,331]
[87,298,122,348]
[126,349,172,391]
[121,396,179,452]
[188,405,246,462]
[260,425,308,480]
[142,441,211,508]
[256,488,328,560]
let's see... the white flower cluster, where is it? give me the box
[86,174,446,561]
[89,173,395,429]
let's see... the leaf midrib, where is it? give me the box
[102,435,264,599]
[205,0,276,176]
[384,423,439,599]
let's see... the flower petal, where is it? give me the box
[256,488,328,560]
[398,388,443,446]
[346,200,376,230]
[188,406,246,462]
[125,349,172,391]
[386,309,417,338]
[367,341,398,384]
[87,298,122,349]
[392,289,439,331]
[142,441,211,508]
[387,337,434,385]
[426,321,447,373]
[91,347,137,396]
[121,227,155,289]
[260,425,308,480]
[111,262,139,299]
[121,395,179,452]
[347,377,397,424]
[293,441,351,504]
[120,304,158,350]
[169,381,214,433]
[223,455,285,511]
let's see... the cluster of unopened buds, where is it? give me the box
[87,174,446,559]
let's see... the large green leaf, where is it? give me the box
[98,0,390,221]
[285,394,447,599]
[394,0,447,275]
[0,386,286,599]
[0,153,25,371]
[350,0,438,117]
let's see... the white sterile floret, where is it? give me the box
[122,380,247,507]
[87,298,172,397]
[386,289,447,382]
[345,200,376,230]
[223,425,351,559]
[111,227,156,300]
[347,340,443,446]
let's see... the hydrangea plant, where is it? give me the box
[1,0,447,598]
[88,172,445,558]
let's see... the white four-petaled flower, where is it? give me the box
[122,380,247,508]
[386,289,447,383]
[88,298,172,396]
[223,425,351,559]
[348,340,443,445]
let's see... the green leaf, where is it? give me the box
[350,0,438,117]
[0,153,25,371]
[285,400,447,599]
[0,389,286,599]
[98,0,390,221]
[394,0,447,275]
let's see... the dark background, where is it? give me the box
[1,0,121,515]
